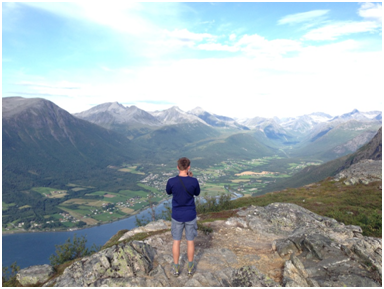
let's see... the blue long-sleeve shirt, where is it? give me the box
[166,175,200,222]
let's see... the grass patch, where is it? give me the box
[201,183,227,196]
[231,179,250,183]
[31,187,68,199]
[198,209,239,223]
[118,166,145,175]
[137,184,161,193]
[230,179,382,237]
[119,190,148,198]
[2,202,15,211]
[101,229,170,250]
[101,229,129,249]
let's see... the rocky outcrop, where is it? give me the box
[21,202,381,287]
[339,126,382,171]
[334,159,382,185]
[16,264,54,286]
[118,219,171,242]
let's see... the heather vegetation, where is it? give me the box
[199,178,382,238]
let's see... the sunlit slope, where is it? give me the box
[289,120,381,161]
[264,126,382,192]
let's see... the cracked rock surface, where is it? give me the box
[18,202,381,287]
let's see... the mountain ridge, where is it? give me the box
[266,126,382,192]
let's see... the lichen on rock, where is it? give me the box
[21,202,381,287]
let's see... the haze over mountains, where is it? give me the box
[2,96,382,195]
[74,100,381,160]
[74,101,381,135]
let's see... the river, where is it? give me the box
[2,200,171,270]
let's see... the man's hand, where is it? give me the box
[187,171,193,177]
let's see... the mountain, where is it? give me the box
[149,106,207,125]
[266,126,382,191]
[329,109,377,122]
[250,118,297,145]
[131,122,219,156]
[74,102,162,128]
[2,97,140,192]
[239,116,269,128]
[74,103,381,155]
[292,119,381,161]
[338,126,382,170]
[186,132,280,167]
[279,112,333,135]
[188,107,249,130]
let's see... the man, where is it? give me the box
[166,157,200,277]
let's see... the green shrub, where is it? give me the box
[196,193,233,214]
[134,203,172,227]
[2,262,20,287]
[49,234,100,266]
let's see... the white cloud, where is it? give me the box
[197,43,238,52]
[358,2,382,23]
[5,3,382,118]
[165,28,214,43]
[278,10,329,25]
[302,21,381,41]
[23,2,155,35]
[9,42,381,118]
[234,34,302,58]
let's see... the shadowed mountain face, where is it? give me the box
[2,97,281,191]
[2,97,140,191]
[338,126,382,170]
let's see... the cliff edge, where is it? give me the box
[17,202,382,287]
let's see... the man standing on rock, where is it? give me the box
[166,157,200,277]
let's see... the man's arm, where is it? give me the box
[194,181,201,197]
[166,180,172,195]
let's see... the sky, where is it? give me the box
[2,1,383,119]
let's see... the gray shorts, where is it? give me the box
[171,218,198,241]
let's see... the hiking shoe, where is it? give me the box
[187,262,195,276]
[171,264,180,277]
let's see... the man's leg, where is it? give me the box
[172,240,181,264]
[185,218,198,275]
[187,240,194,262]
[171,218,183,276]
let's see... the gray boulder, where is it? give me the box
[51,241,154,287]
[16,264,54,286]
[240,203,382,287]
[20,203,382,287]
[232,265,280,287]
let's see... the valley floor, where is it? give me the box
[3,156,322,234]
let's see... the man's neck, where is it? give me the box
[179,171,188,177]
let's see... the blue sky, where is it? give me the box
[2,2,382,118]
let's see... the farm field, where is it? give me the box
[3,156,321,233]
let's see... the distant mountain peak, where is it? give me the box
[150,106,207,125]
[189,107,206,115]
[74,101,161,127]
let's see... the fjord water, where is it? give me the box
[2,200,171,270]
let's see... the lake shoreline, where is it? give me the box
[2,198,172,236]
